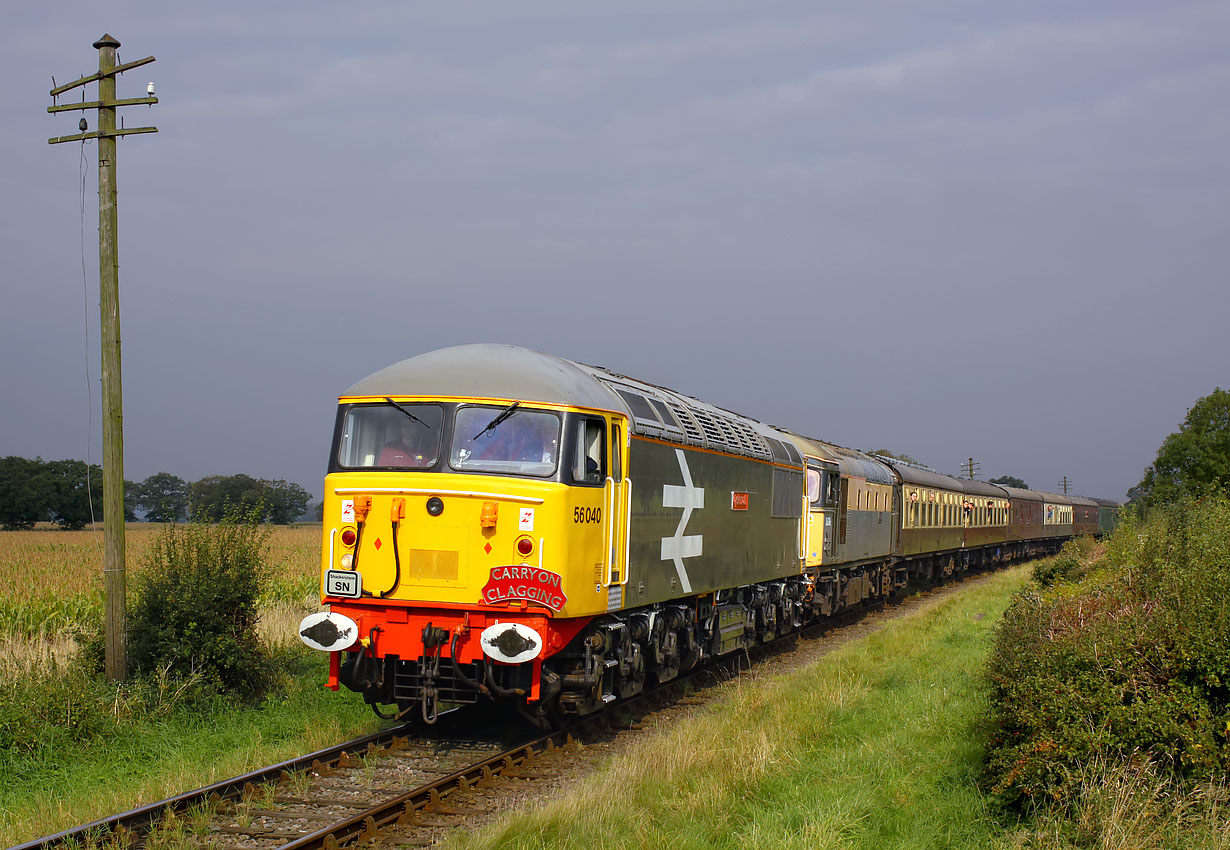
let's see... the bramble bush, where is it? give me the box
[1030,535,1098,587]
[123,509,274,697]
[983,496,1230,813]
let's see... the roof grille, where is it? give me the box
[665,401,704,444]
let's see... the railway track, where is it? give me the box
[14,574,995,850]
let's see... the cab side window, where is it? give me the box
[611,423,623,482]
[806,468,822,507]
[572,417,606,485]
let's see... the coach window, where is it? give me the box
[571,416,606,485]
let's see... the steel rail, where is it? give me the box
[277,731,564,849]
[8,722,424,850]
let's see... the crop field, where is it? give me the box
[0,524,322,643]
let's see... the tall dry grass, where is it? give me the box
[1005,755,1230,849]
[0,523,322,650]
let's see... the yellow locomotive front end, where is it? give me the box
[302,389,628,723]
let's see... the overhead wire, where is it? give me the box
[80,137,101,548]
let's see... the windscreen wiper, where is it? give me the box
[384,397,429,428]
[473,401,520,440]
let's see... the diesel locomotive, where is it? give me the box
[298,344,1117,725]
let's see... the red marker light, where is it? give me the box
[341,528,357,547]
[516,537,534,557]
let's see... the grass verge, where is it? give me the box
[446,566,1032,850]
[0,648,380,846]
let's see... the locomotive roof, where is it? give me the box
[344,344,804,465]
[820,443,896,485]
[344,344,624,412]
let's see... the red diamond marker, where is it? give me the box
[484,543,492,555]
[373,538,382,551]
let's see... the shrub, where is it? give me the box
[125,510,273,697]
[984,496,1230,812]
[1031,536,1097,587]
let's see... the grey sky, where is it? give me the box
[3,1,1227,502]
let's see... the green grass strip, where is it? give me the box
[448,566,1032,850]
[0,652,380,846]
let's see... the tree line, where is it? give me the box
[0,456,313,530]
[1130,387,1229,508]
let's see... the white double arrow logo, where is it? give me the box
[660,448,703,593]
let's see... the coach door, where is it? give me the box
[602,418,630,609]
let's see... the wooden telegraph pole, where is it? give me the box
[48,34,157,682]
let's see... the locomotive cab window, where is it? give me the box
[570,416,606,486]
[610,423,623,482]
[450,406,560,477]
[336,402,444,469]
[806,468,822,507]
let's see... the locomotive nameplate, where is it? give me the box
[481,565,567,611]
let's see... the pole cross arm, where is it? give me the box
[49,55,156,97]
[49,126,158,145]
[48,96,158,114]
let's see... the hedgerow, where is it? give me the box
[983,496,1230,812]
